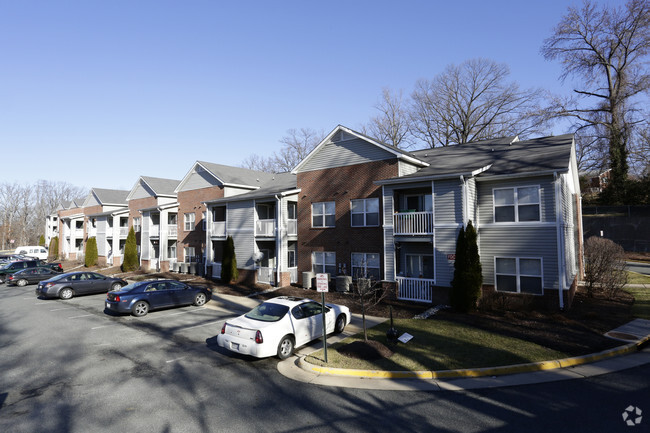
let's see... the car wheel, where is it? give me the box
[335,314,347,334]
[132,301,149,317]
[277,335,295,360]
[110,282,122,291]
[59,288,73,300]
[193,293,207,306]
[16,279,28,287]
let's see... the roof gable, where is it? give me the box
[175,161,276,193]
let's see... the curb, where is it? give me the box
[298,334,650,380]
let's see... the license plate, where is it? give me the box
[105,302,110,309]
[231,342,239,350]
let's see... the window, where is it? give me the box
[495,257,543,295]
[202,211,207,231]
[184,213,195,231]
[351,253,380,279]
[288,202,297,220]
[312,202,335,228]
[168,241,177,259]
[351,198,379,227]
[133,217,141,233]
[494,186,540,222]
[184,246,196,262]
[287,250,296,268]
[312,251,336,275]
[405,254,434,279]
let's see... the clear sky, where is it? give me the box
[1,0,624,191]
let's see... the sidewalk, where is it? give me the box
[208,293,650,391]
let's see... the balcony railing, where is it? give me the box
[256,219,275,237]
[168,226,178,237]
[210,221,226,237]
[119,227,129,237]
[393,211,434,235]
[257,266,275,284]
[396,277,435,303]
[150,225,160,237]
[287,219,297,236]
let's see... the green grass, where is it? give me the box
[628,271,650,285]
[626,286,650,320]
[306,319,567,371]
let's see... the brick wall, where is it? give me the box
[296,159,399,283]
[177,186,223,261]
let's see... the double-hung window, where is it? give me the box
[351,198,379,227]
[312,202,335,228]
[351,253,380,279]
[184,246,196,263]
[133,217,141,233]
[495,257,543,295]
[184,213,195,231]
[312,251,336,275]
[493,186,540,222]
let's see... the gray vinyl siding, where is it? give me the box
[434,179,463,225]
[477,175,556,226]
[178,169,220,192]
[226,201,255,269]
[131,183,155,200]
[479,226,559,289]
[383,226,395,280]
[141,211,150,260]
[467,178,478,225]
[382,186,395,225]
[435,227,460,286]
[399,161,420,176]
[87,195,101,207]
[97,219,107,256]
[298,138,396,172]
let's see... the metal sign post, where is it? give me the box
[316,273,328,363]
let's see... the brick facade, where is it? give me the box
[177,186,224,262]
[296,159,399,284]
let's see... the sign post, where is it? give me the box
[316,273,329,363]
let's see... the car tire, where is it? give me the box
[335,314,347,334]
[110,283,122,291]
[277,335,295,360]
[132,301,149,317]
[59,288,73,300]
[16,279,28,287]
[193,293,207,306]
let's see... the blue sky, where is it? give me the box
[1,0,623,190]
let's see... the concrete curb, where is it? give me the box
[297,334,650,380]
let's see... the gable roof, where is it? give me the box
[126,176,180,201]
[376,134,575,184]
[90,188,129,206]
[175,161,277,192]
[203,172,298,205]
[292,125,427,174]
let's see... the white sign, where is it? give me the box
[316,273,328,292]
[398,332,413,344]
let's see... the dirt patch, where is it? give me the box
[337,340,394,360]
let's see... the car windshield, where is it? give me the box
[245,302,289,322]
[114,282,145,292]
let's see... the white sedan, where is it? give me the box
[217,296,351,359]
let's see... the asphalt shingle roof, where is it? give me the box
[198,161,278,187]
[92,188,129,205]
[141,176,180,196]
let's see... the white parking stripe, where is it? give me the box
[68,314,93,319]
[165,357,186,363]
[50,307,76,311]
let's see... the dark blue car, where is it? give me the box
[105,279,212,317]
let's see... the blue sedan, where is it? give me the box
[105,279,212,317]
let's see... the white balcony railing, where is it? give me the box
[396,277,435,303]
[256,219,275,237]
[211,262,222,279]
[168,226,178,237]
[74,228,84,237]
[150,225,160,237]
[287,219,297,236]
[119,227,129,237]
[87,228,97,237]
[289,267,298,284]
[393,211,434,235]
[210,221,226,237]
[257,267,275,284]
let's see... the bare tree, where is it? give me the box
[241,128,324,173]
[541,0,650,197]
[584,236,628,299]
[363,88,413,148]
[409,58,547,148]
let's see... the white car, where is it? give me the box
[217,296,351,359]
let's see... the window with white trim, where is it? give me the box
[493,186,540,222]
[312,251,336,275]
[184,246,196,263]
[351,252,380,279]
[133,217,141,233]
[312,202,335,228]
[184,213,195,231]
[495,257,543,295]
[405,254,434,279]
[168,241,177,259]
[351,198,379,227]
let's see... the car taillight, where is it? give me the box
[7,275,14,281]
[114,295,121,302]
[220,323,227,334]
[255,330,263,344]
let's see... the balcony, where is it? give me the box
[119,227,129,237]
[287,219,297,236]
[393,211,434,235]
[396,276,435,302]
[87,227,97,237]
[210,221,226,237]
[74,228,84,237]
[150,225,160,237]
[168,226,178,237]
[255,219,275,237]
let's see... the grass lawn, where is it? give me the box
[306,318,567,371]
[626,271,650,320]
[628,271,650,285]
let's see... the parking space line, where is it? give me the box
[68,314,93,319]
[166,356,186,363]
[181,320,223,331]
[91,324,117,330]
[50,307,76,311]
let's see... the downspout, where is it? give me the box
[275,194,282,287]
[554,172,566,311]
[204,204,209,277]
[460,175,467,226]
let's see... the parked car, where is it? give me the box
[217,296,351,359]
[105,279,212,317]
[14,246,49,261]
[35,272,128,300]
[6,267,60,287]
[41,262,64,273]
[0,260,41,283]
